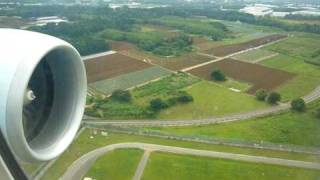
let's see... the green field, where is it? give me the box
[86,72,200,119]
[146,100,320,147]
[90,66,171,95]
[41,129,320,180]
[158,81,268,119]
[215,78,252,92]
[260,54,320,101]
[142,152,320,180]
[265,33,320,60]
[232,49,277,63]
[85,149,143,180]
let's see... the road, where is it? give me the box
[83,84,320,127]
[61,143,320,180]
[132,150,151,180]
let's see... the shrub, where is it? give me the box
[211,69,226,81]
[255,89,268,101]
[314,108,320,119]
[267,92,281,104]
[111,90,132,102]
[177,93,194,103]
[291,98,306,112]
[150,98,168,111]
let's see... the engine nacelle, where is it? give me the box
[0,29,87,162]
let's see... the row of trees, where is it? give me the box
[255,89,281,104]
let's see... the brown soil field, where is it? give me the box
[119,49,213,71]
[204,34,287,57]
[188,58,295,94]
[110,41,135,51]
[85,53,152,83]
[153,53,213,71]
[193,37,223,51]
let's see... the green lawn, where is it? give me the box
[260,54,320,101]
[142,152,320,180]
[158,81,268,119]
[146,100,320,147]
[41,129,320,180]
[85,149,143,180]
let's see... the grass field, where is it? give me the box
[90,66,171,95]
[85,149,143,180]
[215,78,252,92]
[142,152,320,180]
[232,49,277,63]
[157,81,268,119]
[146,100,320,147]
[41,129,320,180]
[260,54,320,101]
[265,33,320,60]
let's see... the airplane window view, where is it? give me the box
[0,0,320,179]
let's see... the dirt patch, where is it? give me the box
[188,58,295,94]
[85,53,152,83]
[204,34,287,57]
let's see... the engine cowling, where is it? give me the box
[0,29,87,162]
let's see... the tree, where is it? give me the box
[255,89,268,101]
[267,92,281,104]
[291,98,306,112]
[150,98,168,111]
[111,90,132,102]
[211,69,226,81]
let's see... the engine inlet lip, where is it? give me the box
[5,42,86,162]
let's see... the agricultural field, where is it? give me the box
[261,55,320,101]
[0,16,29,28]
[84,53,152,83]
[264,33,320,63]
[41,129,320,180]
[85,149,143,180]
[188,58,295,94]
[146,100,320,147]
[86,73,200,119]
[232,49,278,63]
[157,81,268,119]
[118,48,213,71]
[90,66,171,95]
[143,152,320,180]
[204,34,287,57]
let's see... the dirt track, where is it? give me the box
[85,53,152,83]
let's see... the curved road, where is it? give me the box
[61,143,320,180]
[83,85,320,127]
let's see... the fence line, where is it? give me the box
[84,124,320,155]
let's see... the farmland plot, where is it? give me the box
[188,58,295,94]
[90,66,171,95]
[204,34,287,57]
[232,49,278,63]
[84,53,152,83]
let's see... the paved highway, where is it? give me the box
[61,143,320,180]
